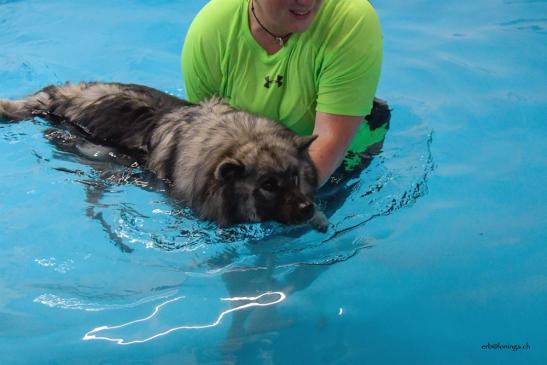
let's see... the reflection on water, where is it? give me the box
[83,291,285,345]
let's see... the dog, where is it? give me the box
[0,82,328,231]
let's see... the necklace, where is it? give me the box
[251,0,292,47]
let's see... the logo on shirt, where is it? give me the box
[264,75,284,88]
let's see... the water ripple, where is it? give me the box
[33,290,178,312]
[498,17,547,33]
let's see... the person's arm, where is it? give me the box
[309,112,364,187]
[311,2,383,185]
[181,2,224,103]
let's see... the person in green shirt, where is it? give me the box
[182,0,390,187]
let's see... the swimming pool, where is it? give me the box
[1,0,546,363]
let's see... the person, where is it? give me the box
[182,0,390,188]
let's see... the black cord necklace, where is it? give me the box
[251,0,292,47]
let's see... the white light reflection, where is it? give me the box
[82,291,286,345]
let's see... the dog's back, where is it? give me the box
[1,82,193,161]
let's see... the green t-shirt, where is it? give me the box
[182,0,386,154]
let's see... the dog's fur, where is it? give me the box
[0,82,326,229]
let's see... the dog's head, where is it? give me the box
[213,133,319,226]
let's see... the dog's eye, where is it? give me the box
[261,178,278,192]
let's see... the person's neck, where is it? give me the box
[248,1,291,54]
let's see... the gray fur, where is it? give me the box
[1,82,326,229]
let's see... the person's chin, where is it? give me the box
[287,11,315,32]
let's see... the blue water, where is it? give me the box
[1,0,546,364]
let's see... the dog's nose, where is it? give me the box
[298,201,314,220]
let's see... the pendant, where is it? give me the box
[276,37,284,47]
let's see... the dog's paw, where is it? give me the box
[309,208,329,233]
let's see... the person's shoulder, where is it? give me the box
[191,0,245,28]
[198,0,243,15]
[319,0,378,28]
[310,0,380,49]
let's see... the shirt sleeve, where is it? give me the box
[316,2,383,117]
[181,2,223,104]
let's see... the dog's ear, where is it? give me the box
[295,135,318,152]
[214,157,245,181]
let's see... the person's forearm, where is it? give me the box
[310,112,364,187]
[308,137,347,187]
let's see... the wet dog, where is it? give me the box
[0,82,328,230]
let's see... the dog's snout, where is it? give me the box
[298,201,314,220]
[298,201,312,211]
